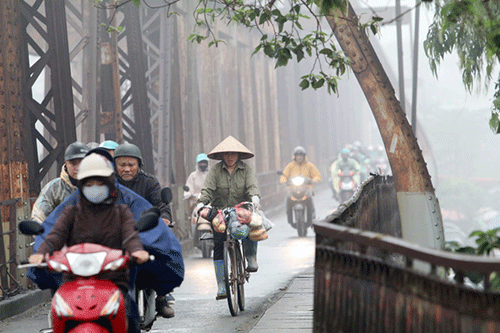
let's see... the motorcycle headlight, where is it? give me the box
[291,177,305,186]
[66,252,107,277]
[104,258,125,271]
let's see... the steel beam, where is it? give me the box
[140,5,172,185]
[118,3,154,174]
[326,3,443,249]
[0,0,32,293]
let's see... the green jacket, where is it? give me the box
[198,160,260,209]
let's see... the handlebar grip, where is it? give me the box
[20,259,29,265]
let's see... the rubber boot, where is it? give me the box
[214,260,227,300]
[242,238,258,272]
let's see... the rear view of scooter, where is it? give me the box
[184,185,214,258]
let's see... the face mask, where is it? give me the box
[82,185,109,204]
[199,163,208,171]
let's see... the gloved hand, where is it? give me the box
[251,196,261,210]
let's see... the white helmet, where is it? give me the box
[77,153,114,180]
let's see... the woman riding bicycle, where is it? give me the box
[196,135,261,300]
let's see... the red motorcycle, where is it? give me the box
[18,209,159,333]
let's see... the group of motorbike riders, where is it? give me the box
[25,135,387,332]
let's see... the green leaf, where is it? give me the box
[319,48,333,57]
[252,44,263,56]
[312,78,325,89]
[299,79,310,90]
[263,45,274,57]
[132,0,141,7]
[296,48,304,62]
[259,12,269,25]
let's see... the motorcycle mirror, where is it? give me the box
[19,220,44,236]
[161,187,173,205]
[134,209,160,232]
[182,185,190,192]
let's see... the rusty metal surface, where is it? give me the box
[314,175,500,332]
[0,199,22,300]
[314,245,500,333]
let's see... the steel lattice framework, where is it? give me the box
[17,1,157,189]
[140,5,172,185]
[19,0,77,191]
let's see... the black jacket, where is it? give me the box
[117,170,172,221]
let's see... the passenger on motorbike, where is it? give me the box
[99,140,120,157]
[196,136,261,300]
[330,148,361,198]
[113,143,176,318]
[29,153,149,333]
[280,146,321,225]
[184,153,210,207]
[31,141,89,224]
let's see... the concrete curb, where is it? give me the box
[0,289,51,321]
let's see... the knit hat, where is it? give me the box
[207,135,254,160]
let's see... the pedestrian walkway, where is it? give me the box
[248,267,314,332]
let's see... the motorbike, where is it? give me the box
[183,185,214,258]
[333,168,357,203]
[134,187,173,331]
[278,171,313,237]
[18,209,160,333]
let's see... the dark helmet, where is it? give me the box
[114,143,143,167]
[293,146,306,156]
[64,141,89,161]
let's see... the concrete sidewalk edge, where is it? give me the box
[241,265,314,332]
[0,289,51,322]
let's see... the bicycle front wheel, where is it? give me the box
[235,243,245,311]
[224,242,239,316]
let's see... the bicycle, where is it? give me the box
[202,202,254,316]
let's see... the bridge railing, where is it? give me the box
[313,175,500,332]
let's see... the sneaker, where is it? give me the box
[156,295,175,318]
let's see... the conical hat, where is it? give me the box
[207,135,254,160]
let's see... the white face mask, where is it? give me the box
[82,185,109,204]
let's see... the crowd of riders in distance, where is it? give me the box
[328,141,391,201]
